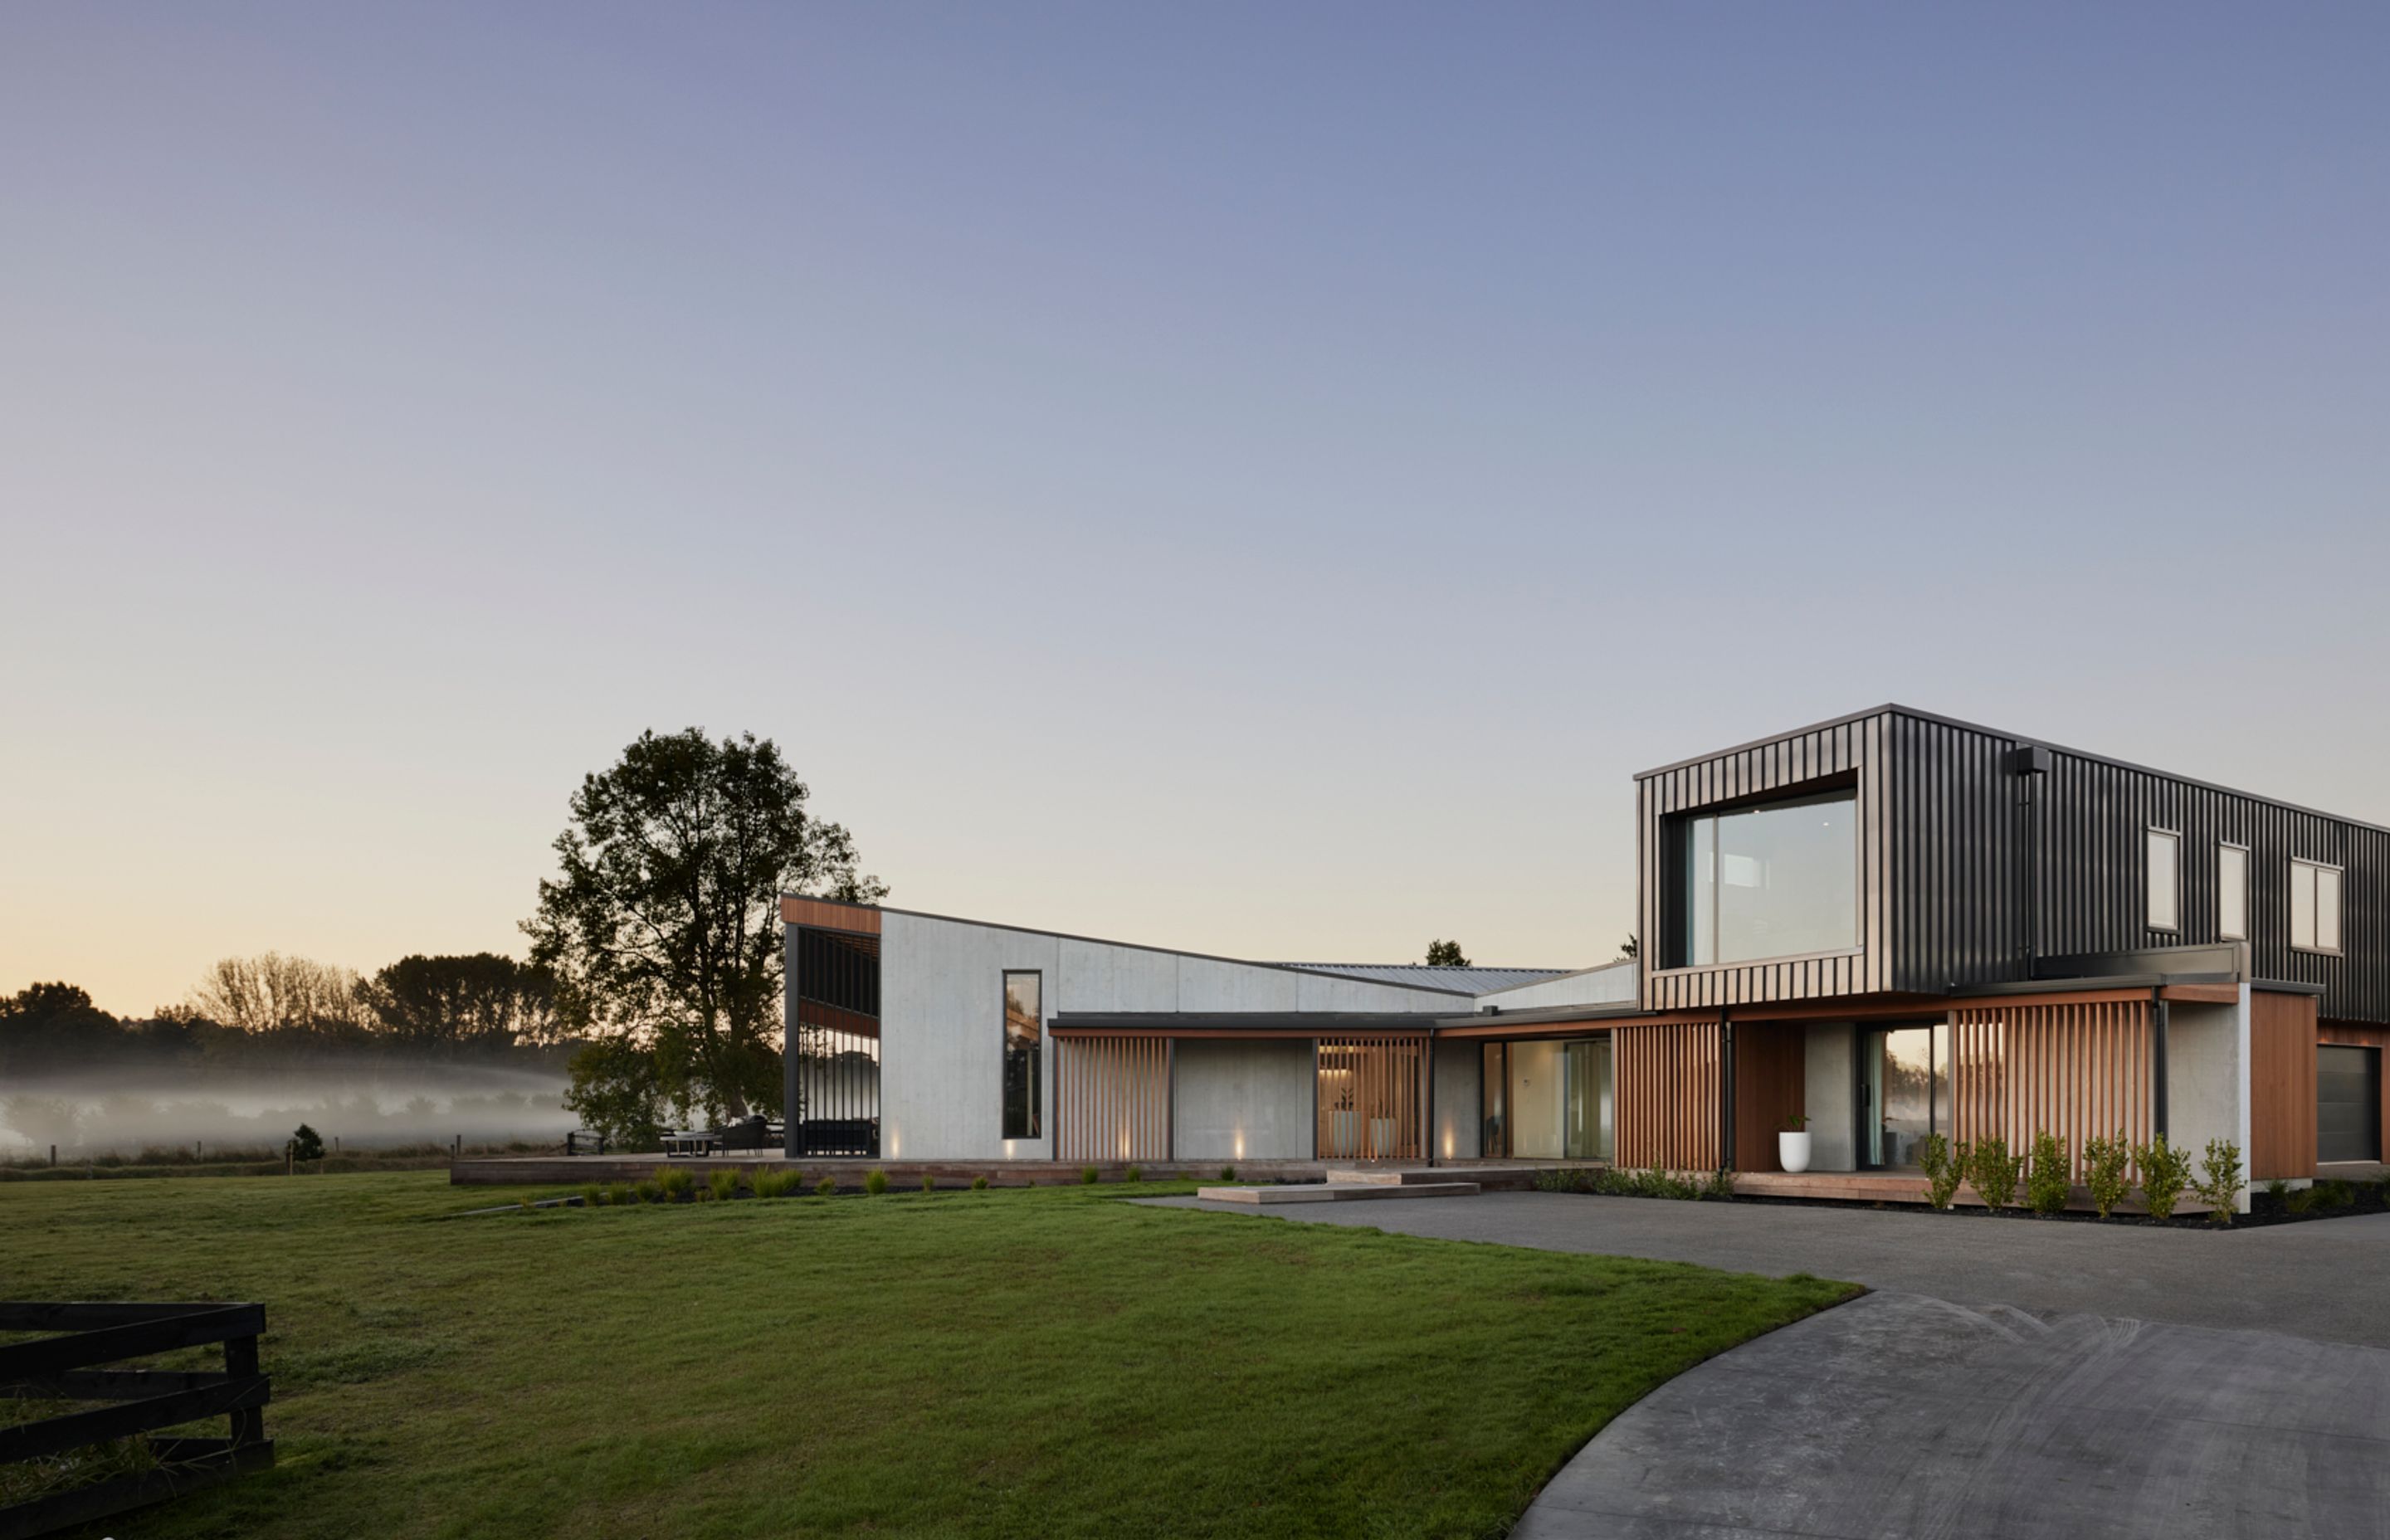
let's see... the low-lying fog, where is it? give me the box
[2,1063,576,1157]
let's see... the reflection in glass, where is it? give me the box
[1002,972,1041,1139]
[1677,791,1856,966]
[1480,1043,1507,1157]
[1563,1039,1612,1161]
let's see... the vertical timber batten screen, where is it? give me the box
[1057,1036,1170,1162]
[1315,1037,1426,1161]
[1950,999,2152,1181]
[1613,1021,1722,1172]
[793,928,881,1157]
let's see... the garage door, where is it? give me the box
[2317,1045,2381,1164]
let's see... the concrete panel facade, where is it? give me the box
[2166,991,2253,1211]
[1171,1039,1314,1162]
[1802,1023,1858,1172]
[1432,1039,1481,1161]
[1473,961,1636,1013]
[866,912,1460,1160]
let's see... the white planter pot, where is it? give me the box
[1778,1131,1812,1174]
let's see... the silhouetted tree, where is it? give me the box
[525,729,886,1127]
[360,953,559,1055]
[1425,939,1470,967]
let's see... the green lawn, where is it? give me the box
[3,1172,1856,1539]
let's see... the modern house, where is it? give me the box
[782,706,2386,1204]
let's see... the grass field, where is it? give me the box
[2,1172,1856,1538]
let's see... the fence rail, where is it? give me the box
[0,1300,274,1540]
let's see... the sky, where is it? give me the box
[2,4,2386,1016]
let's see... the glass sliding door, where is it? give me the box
[1480,1043,1508,1158]
[1563,1038,1612,1161]
[1861,1024,1949,1170]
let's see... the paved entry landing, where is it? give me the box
[1195,1165,1541,1204]
[1514,1290,2390,1540]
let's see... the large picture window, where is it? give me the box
[2291,860,2343,955]
[1002,971,1042,1139]
[1672,788,1857,967]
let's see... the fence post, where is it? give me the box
[50,1143,56,1167]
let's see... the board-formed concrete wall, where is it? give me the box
[864,911,1461,1160]
[1171,1040,1314,1162]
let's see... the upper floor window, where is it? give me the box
[2217,844,2248,941]
[2145,829,2180,932]
[1671,787,1856,967]
[1002,971,1042,1138]
[2290,860,2343,955]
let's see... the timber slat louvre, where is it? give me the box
[1056,1036,1169,1162]
[1314,1037,1425,1161]
[1951,999,2152,1181]
[1612,1018,1721,1171]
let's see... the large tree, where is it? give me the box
[358,953,560,1055]
[525,729,885,1131]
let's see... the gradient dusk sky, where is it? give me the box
[3,5,2385,1015]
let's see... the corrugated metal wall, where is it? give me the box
[1638,707,2386,1024]
[1638,711,1892,1011]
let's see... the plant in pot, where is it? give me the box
[1778,1114,1812,1174]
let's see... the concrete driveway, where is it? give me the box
[1147,1193,2390,1538]
[1155,1190,2390,1347]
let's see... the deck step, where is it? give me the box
[1197,1181,1481,1205]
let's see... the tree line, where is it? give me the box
[0,951,571,1079]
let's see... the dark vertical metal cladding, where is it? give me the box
[1633,706,2386,1024]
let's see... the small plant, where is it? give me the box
[289,1123,326,1162]
[920,1172,936,1193]
[2082,1132,2131,1219]
[1124,1165,1143,1183]
[579,1183,603,1208]
[815,1176,837,1198]
[1781,1113,1808,1132]
[1968,1136,2020,1212]
[863,1169,889,1196]
[752,1172,789,1198]
[2025,1131,2071,1216]
[2265,1178,2288,1201]
[636,1178,664,1204]
[607,1182,634,1206]
[1917,1134,1963,1211]
[2134,1134,2192,1221]
[518,1197,536,1213]
[710,1170,741,1202]
[2286,1184,2318,1215]
[1219,1165,1236,1181]
[2194,1138,2243,1226]
[657,1167,694,1200]
[1080,1166,1100,1185]
[971,1175,989,1192]
[2316,1177,2356,1209]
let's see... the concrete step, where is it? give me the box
[1197,1181,1481,1205]
[1324,1165,1546,1188]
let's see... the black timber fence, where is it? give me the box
[0,1301,274,1539]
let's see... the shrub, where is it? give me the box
[1219,1165,1236,1181]
[2194,1138,2243,1226]
[2025,1132,2071,1216]
[1578,1167,1726,1201]
[1124,1165,1143,1183]
[657,1167,694,1200]
[636,1178,664,1204]
[2315,1177,2356,1209]
[972,1175,989,1192]
[752,1172,789,1199]
[607,1182,634,1207]
[710,1170,742,1202]
[1080,1166,1100,1185]
[2134,1134,2192,1221]
[815,1177,837,1198]
[863,1169,889,1196]
[578,1183,603,1208]
[1968,1137,2020,1211]
[2082,1132,2131,1219]
[1917,1134,1963,1211]
[920,1173,935,1193]
[289,1123,326,1162]
[2286,1184,2318,1215]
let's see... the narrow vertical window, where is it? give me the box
[2217,845,2247,941]
[1002,972,1041,1138]
[2290,860,2343,954]
[2146,829,2179,932]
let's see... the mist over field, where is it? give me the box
[1,1062,575,1157]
